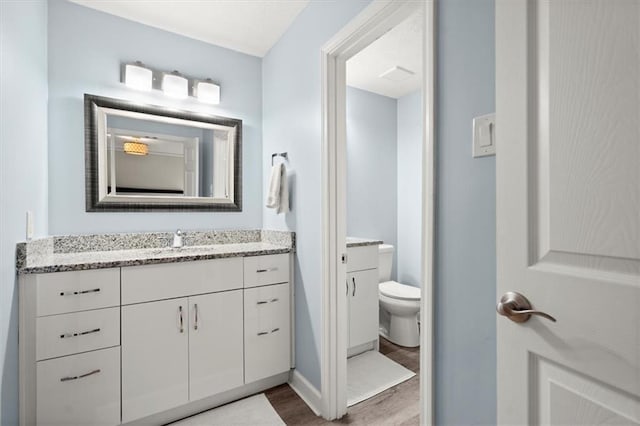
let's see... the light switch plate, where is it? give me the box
[472,113,496,158]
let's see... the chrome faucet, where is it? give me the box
[172,229,183,248]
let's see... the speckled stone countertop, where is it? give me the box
[17,229,295,274]
[346,237,383,248]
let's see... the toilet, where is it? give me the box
[378,244,421,347]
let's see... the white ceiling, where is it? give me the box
[346,11,423,99]
[68,0,310,57]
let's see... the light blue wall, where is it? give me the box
[262,0,372,390]
[435,0,496,424]
[397,90,422,288]
[48,0,263,234]
[0,1,49,423]
[346,87,398,280]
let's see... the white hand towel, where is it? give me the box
[266,163,289,214]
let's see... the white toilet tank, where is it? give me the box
[378,244,394,282]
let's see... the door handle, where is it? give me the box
[496,291,556,323]
[352,277,356,296]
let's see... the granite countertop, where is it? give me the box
[346,237,383,248]
[17,229,295,274]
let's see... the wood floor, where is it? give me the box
[265,338,420,426]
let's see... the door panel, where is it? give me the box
[121,298,189,423]
[189,291,244,401]
[496,0,640,424]
[348,269,379,349]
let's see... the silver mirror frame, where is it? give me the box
[84,94,242,212]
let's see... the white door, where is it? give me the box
[496,1,640,424]
[189,290,244,401]
[121,298,189,422]
[348,269,379,349]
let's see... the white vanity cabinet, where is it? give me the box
[346,245,379,354]
[20,268,122,426]
[20,252,292,426]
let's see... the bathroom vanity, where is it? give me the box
[346,238,382,357]
[17,230,294,426]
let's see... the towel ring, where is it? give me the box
[271,152,288,166]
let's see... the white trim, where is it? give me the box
[320,0,436,423]
[288,370,323,416]
[420,2,436,425]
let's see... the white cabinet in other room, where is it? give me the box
[121,298,189,423]
[244,283,291,383]
[347,269,379,349]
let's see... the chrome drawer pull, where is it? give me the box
[60,369,101,382]
[59,288,101,297]
[270,298,279,303]
[194,303,199,330]
[271,328,280,333]
[60,328,101,339]
[257,331,269,336]
[257,301,268,305]
[256,267,278,273]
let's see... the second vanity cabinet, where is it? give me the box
[20,252,292,426]
[346,245,379,355]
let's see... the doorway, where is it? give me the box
[320,0,435,422]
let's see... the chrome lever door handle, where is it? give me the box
[496,291,556,323]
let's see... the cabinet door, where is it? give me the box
[348,269,379,348]
[244,283,291,383]
[121,298,189,423]
[189,290,244,401]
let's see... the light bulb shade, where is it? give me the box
[194,80,221,104]
[124,63,153,91]
[162,72,188,99]
[123,141,149,156]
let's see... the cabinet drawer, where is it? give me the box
[36,269,120,317]
[346,245,378,272]
[121,257,243,304]
[36,307,120,361]
[36,346,120,426]
[244,283,291,383]
[243,254,290,288]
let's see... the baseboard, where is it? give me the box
[288,369,322,416]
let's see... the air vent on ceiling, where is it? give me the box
[379,66,415,82]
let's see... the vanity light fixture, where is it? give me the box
[193,79,221,104]
[123,62,153,91]
[123,140,149,156]
[121,61,221,104]
[162,71,189,99]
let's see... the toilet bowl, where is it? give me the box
[377,245,421,347]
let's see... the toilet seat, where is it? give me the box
[379,281,421,301]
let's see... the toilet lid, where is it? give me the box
[379,281,421,300]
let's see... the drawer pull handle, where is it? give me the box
[270,298,279,303]
[59,288,101,297]
[257,301,268,305]
[257,331,269,336]
[271,328,280,333]
[178,306,184,333]
[257,267,278,273]
[194,303,199,330]
[60,369,101,382]
[60,328,101,339]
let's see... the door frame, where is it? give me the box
[320,0,436,422]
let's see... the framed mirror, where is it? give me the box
[84,94,242,211]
